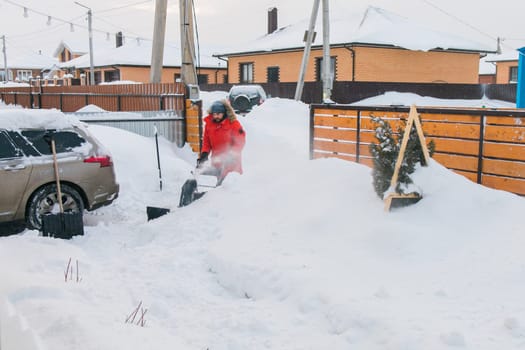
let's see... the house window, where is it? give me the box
[315,56,336,82]
[104,70,120,82]
[0,70,13,82]
[174,73,181,82]
[197,74,209,84]
[16,70,33,81]
[267,66,280,83]
[94,71,102,85]
[239,62,254,83]
[510,66,518,83]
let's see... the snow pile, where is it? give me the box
[351,91,515,108]
[0,93,524,350]
[0,108,83,129]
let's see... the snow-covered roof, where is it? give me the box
[216,6,496,56]
[485,50,520,63]
[52,38,116,58]
[60,40,224,69]
[0,49,58,70]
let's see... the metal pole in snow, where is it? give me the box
[154,125,163,191]
[74,2,95,85]
[516,47,525,108]
[321,0,332,103]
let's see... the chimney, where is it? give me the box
[267,7,277,34]
[116,31,123,48]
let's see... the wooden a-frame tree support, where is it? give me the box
[384,105,431,212]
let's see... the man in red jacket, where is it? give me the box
[197,100,246,185]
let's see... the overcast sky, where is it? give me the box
[1,0,524,57]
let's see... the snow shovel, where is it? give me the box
[41,133,84,238]
[146,126,170,221]
[178,165,222,207]
[146,206,170,221]
[147,166,217,220]
[383,105,430,211]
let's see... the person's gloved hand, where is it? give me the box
[196,152,209,168]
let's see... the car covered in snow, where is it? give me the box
[227,84,267,114]
[0,108,119,231]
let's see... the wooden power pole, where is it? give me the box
[150,0,168,83]
[295,0,332,102]
[179,0,197,85]
[294,0,320,101]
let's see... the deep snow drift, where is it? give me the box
[0,93,524,350]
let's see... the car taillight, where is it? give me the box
[84,155,112,167]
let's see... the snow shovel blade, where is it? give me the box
[384,192,422,211]
[41,212,84,239]
[147,206,170,221]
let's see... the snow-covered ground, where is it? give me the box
[0,92,524,350]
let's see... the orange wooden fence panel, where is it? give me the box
[310,105,525,196]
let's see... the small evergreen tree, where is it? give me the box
[369,114,435,199]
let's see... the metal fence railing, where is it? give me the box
[72,110,186,147]
[200,82,517,105]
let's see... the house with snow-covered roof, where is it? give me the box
[0,48,58,82]
[215,6,496,85]
[58,34,227,85]
[484,44,524,84]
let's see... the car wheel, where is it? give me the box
[26,184,84,230]
[232,94,252,112]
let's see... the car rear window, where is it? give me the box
[21,130,87,155]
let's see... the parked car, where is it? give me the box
[0,109,119,231]
[228,84,267,114]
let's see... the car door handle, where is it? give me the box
[3,164,26,171]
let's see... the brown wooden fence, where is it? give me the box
[0,83,205,150]
[0,83,186,112]
[310,104,525,195]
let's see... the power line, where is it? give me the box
[96,0,152,14]
[419,0,497,41]
[92,14,147,40]
[2,0,152,43]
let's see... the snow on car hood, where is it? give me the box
[0,108,84,130]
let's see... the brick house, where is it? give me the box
[485,50,520,84]
[216,7,496,85]
[0,49,57,82]
[58,34,226,85]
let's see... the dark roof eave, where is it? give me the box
[215,42,497,57]
[61,63,226,70]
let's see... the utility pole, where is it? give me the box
[294,0,320,101]
[75,2,95,85]
[321,0,332,102]
[294,0,331,102]
[150,0,167,83]
[179,0,197,85]
[2,35,8,82]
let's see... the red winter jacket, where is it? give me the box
[201,113,246,176]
